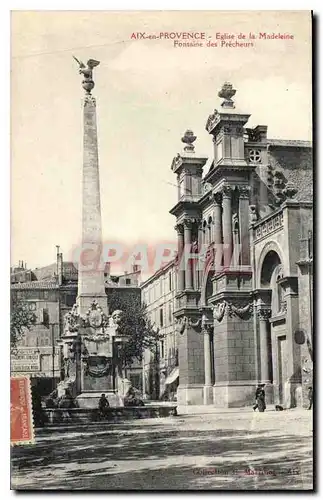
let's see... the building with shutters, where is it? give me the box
[140,260,179,400]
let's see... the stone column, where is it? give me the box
[222,185,232,268]
[203,325,213,405]
[204,330,212,385]
[232,216,240,269]
[197,220,203,288]
[282,277,301,408]
[175,223,185,292]
[213,192,222,272]
[184,219,193,289]
[238,186,251,266]
[258,309,271,382]
[213,193,222,244]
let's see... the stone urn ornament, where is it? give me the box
[181,130,197,152]
[218,82,236,108]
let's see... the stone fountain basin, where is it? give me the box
[42,404,177,426]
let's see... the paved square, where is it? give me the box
[11,407,313,490]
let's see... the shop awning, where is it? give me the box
[165,367,179,386]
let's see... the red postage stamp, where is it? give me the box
[10,376,34,445]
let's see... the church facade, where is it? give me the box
[170,83,313,408]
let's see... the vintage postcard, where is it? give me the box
[10,10,313,490]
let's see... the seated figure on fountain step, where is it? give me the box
[124,386,145,407]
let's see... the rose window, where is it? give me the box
[249,149,261,163]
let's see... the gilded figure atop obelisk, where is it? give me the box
[73,56,100,94]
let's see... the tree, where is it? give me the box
[10,296,36,354]
[108,290,160,366]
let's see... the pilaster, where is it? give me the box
[257,308,272,383]
[201,309,214,404]
[175,223,185,292]
[175,313,205,405]
[222,184,233,268]
[183,219,193,289]
[278,275,301,408]
[212,296,255,407]
[238,186,251,266]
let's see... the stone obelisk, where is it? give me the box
[74,57,108,316]
[58,57,117,408]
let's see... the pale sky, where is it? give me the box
[11,10,312,272]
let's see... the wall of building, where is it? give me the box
[268,146,312,202]
[11,289,61,394]
[252,200,312,408]
[141,263,178,398]
[296,219,313,407]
